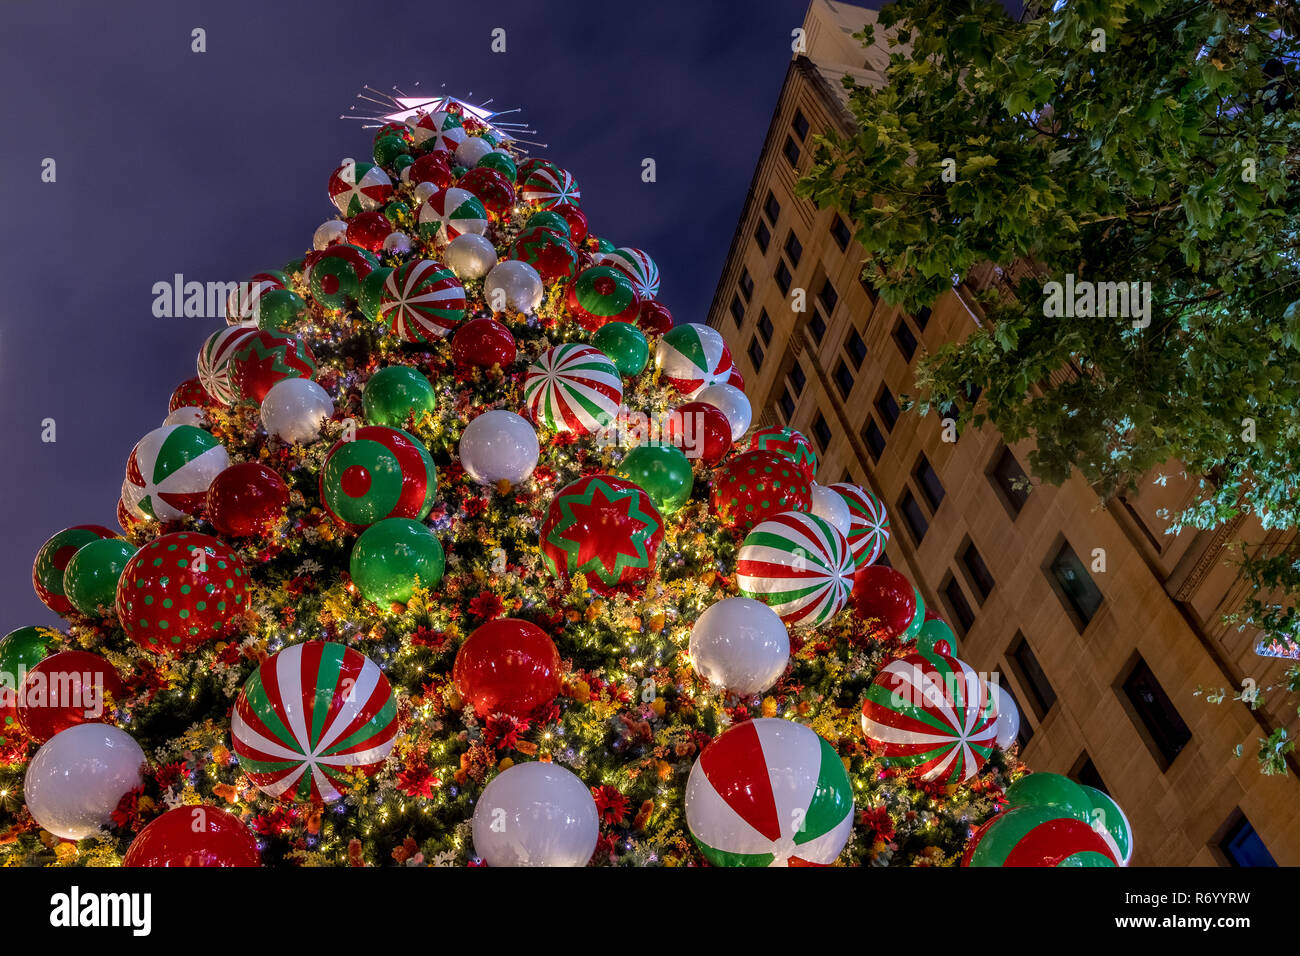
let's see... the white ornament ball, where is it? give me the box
[484,259,544,313]
[24,725,146,840]
[689,597,790,695]
[260,378,334,445]
[459,410,539,486]
[810,484,852,538]
[121,477,147,520]
[472,761,599,867]
[313,220,348,251]
[163,406,205,428]
[991,681,1021,750]
[455,136,494,169]
[695,383,752,442]
[444,233,499,281]
[413,181,440,205]
[382,231,413,256]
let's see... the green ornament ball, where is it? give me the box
[592,321,649,376]
[478,151,517,182]
[373,133,410,167]
[0,626,56,685]
[616,443,694,515]
[359,267,394,322]
[350,518,445,606]
[526,210,570,237]
[915,616,958,657]
[384,200,411,224]
[63,538,137,617]
[451,165,468,179]
[282,256,306,277]
[391,153,416,178]
[256,288,308,331]
[362,365,438,427]
[593,236,616,254]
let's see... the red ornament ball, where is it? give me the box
[850,564,917,639]
[206,462,290,538]
[345,210,394,252]
[15,650,124,743]
[668,401,732,466]
[552,202,588,244]
[709,450,812,534]
[457,167,515,218]
[726,365,745,390]
[169,377,213,412]
[451,317,517,369]
[407,152,454,188]
[637,299,673,336]
[453,618,561,720]
[117,498,143,535]
[123,805,260,867]
[229,331,317,405]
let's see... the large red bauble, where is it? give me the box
[206,462,290,538]
[637,299,673,336]
[668,401,732,466]
[552,202,588,244]
[123,805,260,867]
[709,450,812,534]
[116,531,252,655]
[451,317,517,369]
[169,377,213,412]
[850,564,917,639]
[457,167,515,218]
[345,210,394,252]
[15,650,124,743]
[407,152,454,188]
[452,618,561,720]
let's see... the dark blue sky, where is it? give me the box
[0,0,870,623]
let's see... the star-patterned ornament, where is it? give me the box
[539,475,663,593]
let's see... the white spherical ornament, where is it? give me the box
[484,259,544,313]
[313,220,348,250]
[689,597,790,696]
[444,233,499,280]
[810,484,852,538]
[163,406,205,428]
[260,378,333,444]
[382,231,413,256]
[472,761,599,867]
[455,136,494,168]
[459,410,539,486]
[121,477,148,520]
[24,725,146,840]
[991,681,1021,750]
[695,383,752,442]
[413,181,440,204]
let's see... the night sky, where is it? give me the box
[0,0,869,623]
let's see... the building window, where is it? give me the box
[747,337,764,371]
[1048,541,1103,628]
[862,418,886,462]
[784,231,803,267]
[809,310,826,342]
[914,453,945,512]
[763,191,780,225]
[1008,633,1057,720]
[942,575,976,634]
[775,261,792,295]
[789,361,805,396]
[1070,753,1109,796]
[961,540,995,602]
[858,270,877,300]
[782,136,801,168]
[831,215,851,251]
[989,446,1030,516]
[729,294,745,328]
[875,386,900,431]
[899,489,928,544]
[914,305,932,330]
[811,413,832,454]
[1121,657,1192,771]
[818,279,839,315]
[875,551,892,568]
[845,328,867,368]
[756,310,773,345]
[1219,812,1277,867]
[792,108,810,141]
[739,268,754,301]
[778,387,796,421]
[893,320,918,361]
[754,220,771,253]
[833,360,854,399]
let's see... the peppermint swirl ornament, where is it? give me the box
[380,259,467,342]
[417,187,488,244]
[124,425,229,521]
[523,343,623,434]
[319,426,437,529]
[830,482,890,568]
[197,327,259,406]
[600,247,660,300]
[736,511,853,627]
[519,164,581,208]
[327,160,393,217]
[540,475,664,593]
[656,323,733,397]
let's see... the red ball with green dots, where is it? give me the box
[32,525,118,615]
[115,532,251,655]
[710,450,812,534]
[319,426,437,530]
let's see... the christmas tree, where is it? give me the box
[0,97,1129,868]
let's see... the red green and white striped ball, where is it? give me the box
[523,343,623,435]
[746,426,819,481]
[225,277,284,327]
[564,265,640,331]
[32,525,119,615]
[116,531,251,654]
[685,718,853,867]
[417,187,488,244]
[327,160,393,217]
[231,642,398,803]
[509,226,578,284]
[197,326,259,406]
[540,474,664,593]
[519,164,581,208]
[656,323,734,397]
[709,450,812,534]
[319,426,437,529]
[600,247,660,300]
[860,650,998,784]
[380,260,467,342]
[829,482,890,568]
[962,805,1119,867]
[124,425,229,522]
[412,110,466,152]
[1005,772,1133,865]
[306,244,378,310]
[229,331,317,405]
[737,511,853,628]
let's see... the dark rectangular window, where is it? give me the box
[754,220,771,252]
[811,413,832,454]
[942,575,976,633]
[756,310,773,345]
[809,310,826,342]
[792,108,809,140]
[961,541,995,602]
[1122,657,1192,770]
[833,360,854,399]
[875,387,900,431]
[782,136,801,168]
[729,294,745,328]
[789,361,805,396]
[779,387,796,421]
[914,305,932,330]
[845,328,867,368]
[784,231,803,267]
[1070,753,1108,796]
[858,270,877,300]
[914,453,945,512]
[1220,813,1277,867]
[990,446,1030,516]
[763,191,780,225]
[1009,634,1057,720]
[747,337,764,371]
[1049,542,1103,627]
[875,550,892,568]
[899,489,928,544]
[739,268,754,301]
[775,261,792,295]
[893,320,918,361]
[862,418,886,461]
[818,279,839,315]
[831,215,851,251]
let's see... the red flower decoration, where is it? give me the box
[468,590,505,621]
[397,762,438,798]
[483,714,530,751]
[592,785,630,826]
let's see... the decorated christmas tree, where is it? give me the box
[0,97,1131,868]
